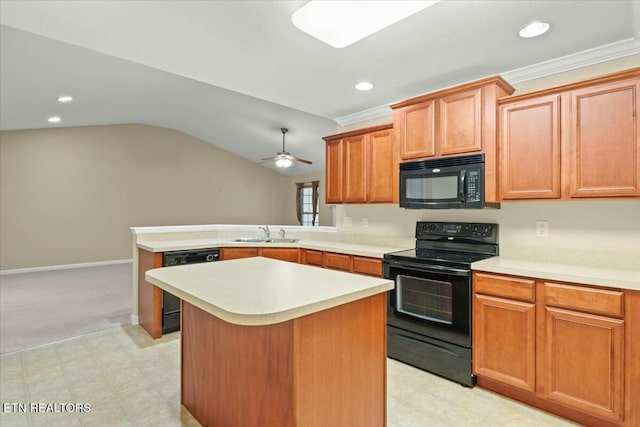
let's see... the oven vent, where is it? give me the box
[400,154,484,171]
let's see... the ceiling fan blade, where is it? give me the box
[291,156,312,165]
[259,128,312,167]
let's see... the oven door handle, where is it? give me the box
[385,260,470,276]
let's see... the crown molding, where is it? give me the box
[336,37,639,127]
[502,37,640,83]
[334,104,392,127]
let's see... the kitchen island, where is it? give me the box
[146,257,393,427]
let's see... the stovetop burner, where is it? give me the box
[384,221,499,268]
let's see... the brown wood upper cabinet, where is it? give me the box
[498,68,640,200]
[323,124,397,204]
[391,76,515,161]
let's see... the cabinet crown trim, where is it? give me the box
[498,66,640,104]
[390,75,515,109]
[323,123,393,142]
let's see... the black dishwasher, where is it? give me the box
[162,248,220,334]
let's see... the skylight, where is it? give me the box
[292,1,440,48]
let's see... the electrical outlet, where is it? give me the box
[362,218,368,228]
[535,221,549,237]
[343,216,352,227]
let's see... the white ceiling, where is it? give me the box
[1,0,639,175]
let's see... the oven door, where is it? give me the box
[385,260,471,348]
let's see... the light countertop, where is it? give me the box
[137,238,409,259]
[145,257,394,325]
[472,257,640,291]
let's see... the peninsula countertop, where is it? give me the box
[145,256,394,326]
[137,238,410,259]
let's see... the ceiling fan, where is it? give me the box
[261,128,312,168]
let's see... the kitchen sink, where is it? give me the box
[227,237,299,244]
[228,237,269,243]
[268,238,299,243]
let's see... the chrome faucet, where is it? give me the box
[279,228,286,238]
[259,225,270,239]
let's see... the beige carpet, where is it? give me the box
[0,263,132,354]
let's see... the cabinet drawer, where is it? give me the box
[474,272,535,302]
[325,252,352,271]
[544,282,624,317]
[221,248,259,260]
[260,248,299,263]
[304,250,324,266]
[352,256,382,277]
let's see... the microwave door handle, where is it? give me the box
[459,170,466,202]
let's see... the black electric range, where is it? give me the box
[383,221,498,387]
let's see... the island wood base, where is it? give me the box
[180,293,387,427]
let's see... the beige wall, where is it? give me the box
[331,56,640,269]
[0,124,292,269]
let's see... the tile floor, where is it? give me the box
[0,324,578,427]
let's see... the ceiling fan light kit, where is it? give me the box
[261,127,312,169]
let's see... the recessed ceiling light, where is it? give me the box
[292,1,441,48]
[57,95,73,103]
[355,81,374,91]
[48,116,61,123]
[519,22,550,38]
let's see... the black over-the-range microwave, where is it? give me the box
[399,154,498,209]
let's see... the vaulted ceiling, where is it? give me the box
[1,1,638,175]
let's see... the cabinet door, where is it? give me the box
[395,101,436,160]
[544,307,624,422]
[343,135,368,203]
[567,78,640,197]
[260,248,299,263]
[325,140,343,203]
[438,88,482,155]
[473,293,536,392]
[368,129,396,203]
[499,95,561,199]
[220,248,259,260]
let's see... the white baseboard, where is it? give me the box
[130,314,139,325]
[0,259,133,276]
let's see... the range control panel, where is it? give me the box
[416,221,497,241]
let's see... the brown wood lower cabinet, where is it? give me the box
[473,271,639,426]
[324,252,352,271]
[138,249,163,339]
[261,248,300,263]
[221,247,383,276]
[473,275,536,392]
[352,256,383,277]
[301,249,383,277]
[220,247,259,260]
[302,249,324,267]
[220,247,299,263]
